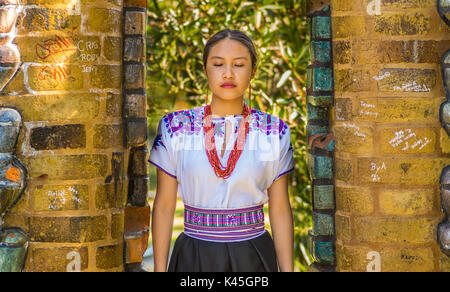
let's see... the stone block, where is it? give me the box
[307,153,333,180]
[312,212,334,236]
[0,94,100,122]
[354,217,440,244]
[124,36,145,62]
[95,182,126,210]
[124,10,146,35]
[312,240,334,265]
[27,64,83,91]
[124,94,146,119]
[357,157,450,185]
[354,97,438,123]
[307,67,333,92]
[93,124,123,149]
[26,246,88,272]
[377,68,436,93]
[33,184,89,211]
[103,36,122,61]
[378,188,434,216]
[310,40,331,64]
[127,176,149,206]
[125,119,147,147]
[310,16,331,39]
[313,184,334,210]
[332,16,365,39]
[379,127,436,154]
[86,7,121,34]
[29,216,107,243]
[373,12,431,36]
[333,124,374,154]
[333,40,351,64]
[30,124,86,150]
[124,64,146,89]
[334,158,353,183]
[90,65,122,89]
[335,186,374,215]
[96,243,123,269]
[334,69,371,92]
[27,154,108,180]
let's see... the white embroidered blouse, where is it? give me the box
[149,105,294,210]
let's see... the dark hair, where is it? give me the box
[203,29,258,71]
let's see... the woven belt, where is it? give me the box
[183,204,266,242]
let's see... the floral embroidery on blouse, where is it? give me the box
[163,106,289,139]
[151,133,166,151]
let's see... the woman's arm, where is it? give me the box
[267,173,294,272]
[151,168,178,272]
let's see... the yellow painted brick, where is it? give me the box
[441,252,450,272]
[354,98,438,123]
[332,16,366,39]
[381,247,435,272]
[331,0,353,11]
[336,243,436,272]
[377,68,436,93]
[27,64,84,91]
[335,186,374,215]
[86,7,122,34]
[333,124,374,154]
[89,65,122,89]
[25,246,89,272]
[15,35,101,63]
[32,184,89,211]
[334,69,372,92]
[379,188,435,216]
[354,217,440,244]
[96,243,123,269]
[440,128,450,153]
[335,158,353,183]
[380,127,436,154]
[357,157,450,185]
[19,7,81,34]
[0,93,100,122]
[336,243,372,272]
[26,154,108,180]
[373,12,431,36]
[335,212,351,243]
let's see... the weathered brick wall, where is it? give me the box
[331,0,450,271]
[1,0,126,271]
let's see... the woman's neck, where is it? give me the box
[210,95,244,117]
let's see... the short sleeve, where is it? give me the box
[272,123,294,183]
[149,117,177,179]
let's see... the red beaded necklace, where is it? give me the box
[203,103,251,179]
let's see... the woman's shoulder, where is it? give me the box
[250,108,289,138]
[159,106,204,138]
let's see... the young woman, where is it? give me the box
[149,29,294,272]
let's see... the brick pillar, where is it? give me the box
[0,0,126,271]
[331,0,450,271]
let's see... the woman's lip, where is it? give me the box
[221,85,236,88]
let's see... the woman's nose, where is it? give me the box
[222,64,234,79]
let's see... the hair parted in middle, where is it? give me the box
[203,29,258,72]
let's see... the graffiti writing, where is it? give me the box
[35,36,77,61]
[37,65,76,89]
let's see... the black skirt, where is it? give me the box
[167,230,278,272]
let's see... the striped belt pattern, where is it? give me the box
[183,204,266,242]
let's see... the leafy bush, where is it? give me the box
[147,0,312,271]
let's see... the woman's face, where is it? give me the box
[204,38,255,102]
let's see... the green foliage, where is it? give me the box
[147,0,312,271]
